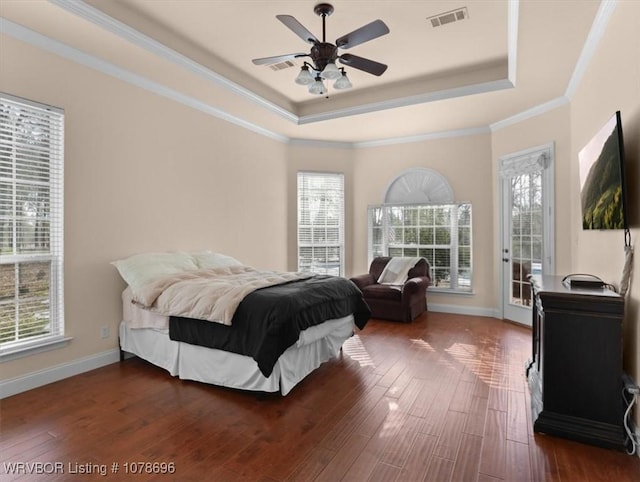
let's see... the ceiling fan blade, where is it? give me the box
[336,20,389,49]
[252,53,308,65]
[276,15,319,45]
[339,54,387,76]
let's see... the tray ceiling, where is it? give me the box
[0,0,603,143]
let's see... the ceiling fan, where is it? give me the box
[252,3,390,95]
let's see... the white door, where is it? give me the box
[500,145,554,326]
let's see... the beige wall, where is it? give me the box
[569,1,640,425]
[0,36,288,380]
[351,134,496,311]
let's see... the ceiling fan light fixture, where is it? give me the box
[333,70,352,90]
[295,65,314,85]
[320,61,341,80]
[253,3,389,97]
[308,76,327,95]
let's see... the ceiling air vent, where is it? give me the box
[268,60,296,71]
[427,7,469,28]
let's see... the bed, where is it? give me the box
[114,251,370,395]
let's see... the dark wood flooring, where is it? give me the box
[1,313,639,481]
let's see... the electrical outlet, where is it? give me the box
[100,326,110,339]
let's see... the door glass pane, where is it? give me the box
[510,172,542,307]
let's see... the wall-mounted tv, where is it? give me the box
[578,111,629,230]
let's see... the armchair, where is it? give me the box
[350,257,431,322]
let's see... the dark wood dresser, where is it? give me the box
[526,275,627,449]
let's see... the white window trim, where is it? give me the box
[498,142,555,323]
[0,92,66,360]
[368,202,473,293]
[498,143,555,273]
[297,171,345,277]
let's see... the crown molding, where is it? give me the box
[507,0,519,85]
[355,126,491,149]
[0,18,288,143]
[490,96,569,132]
[0,16,493,148]
[49,0,518,126]
[298,79,514,125]
[48,0,298,124]
[288,138,355,149]
[564,0,618,99]
[490,0,619,132]
[4,0,612,148]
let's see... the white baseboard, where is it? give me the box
[0,349,120,399]
[429,303,500,319]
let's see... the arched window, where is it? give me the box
[384,168,453,204]
[369,168,472,292]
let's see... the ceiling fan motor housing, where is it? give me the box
[252,2,389,82]
[310,43,338,72]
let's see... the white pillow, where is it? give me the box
[111,252,198,292]
[191,251,243,270]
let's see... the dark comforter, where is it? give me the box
[169,275,370,377]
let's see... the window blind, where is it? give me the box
[297,172,344,276]
[0,93,65,355]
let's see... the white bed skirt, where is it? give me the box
[119,315,354,395]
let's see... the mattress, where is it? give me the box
[120,288,356,395]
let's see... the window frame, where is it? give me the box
[297,171,345,277]
[0,93,67,360]
[368,202,473,293]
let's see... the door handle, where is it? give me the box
[502,258,509,262]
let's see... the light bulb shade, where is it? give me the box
[295,66,314,85]
[320,61,341,80]
[333,72,352,90]
[308,77,327,95]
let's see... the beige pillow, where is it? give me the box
[111,252,198,292]
[191,251,243,270]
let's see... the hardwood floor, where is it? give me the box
[2,313,639,481]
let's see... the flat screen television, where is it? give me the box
[578,111,629,230]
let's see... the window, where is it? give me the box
[297,172,344,276]
[0,93,65,358]
[368,203,473,292]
